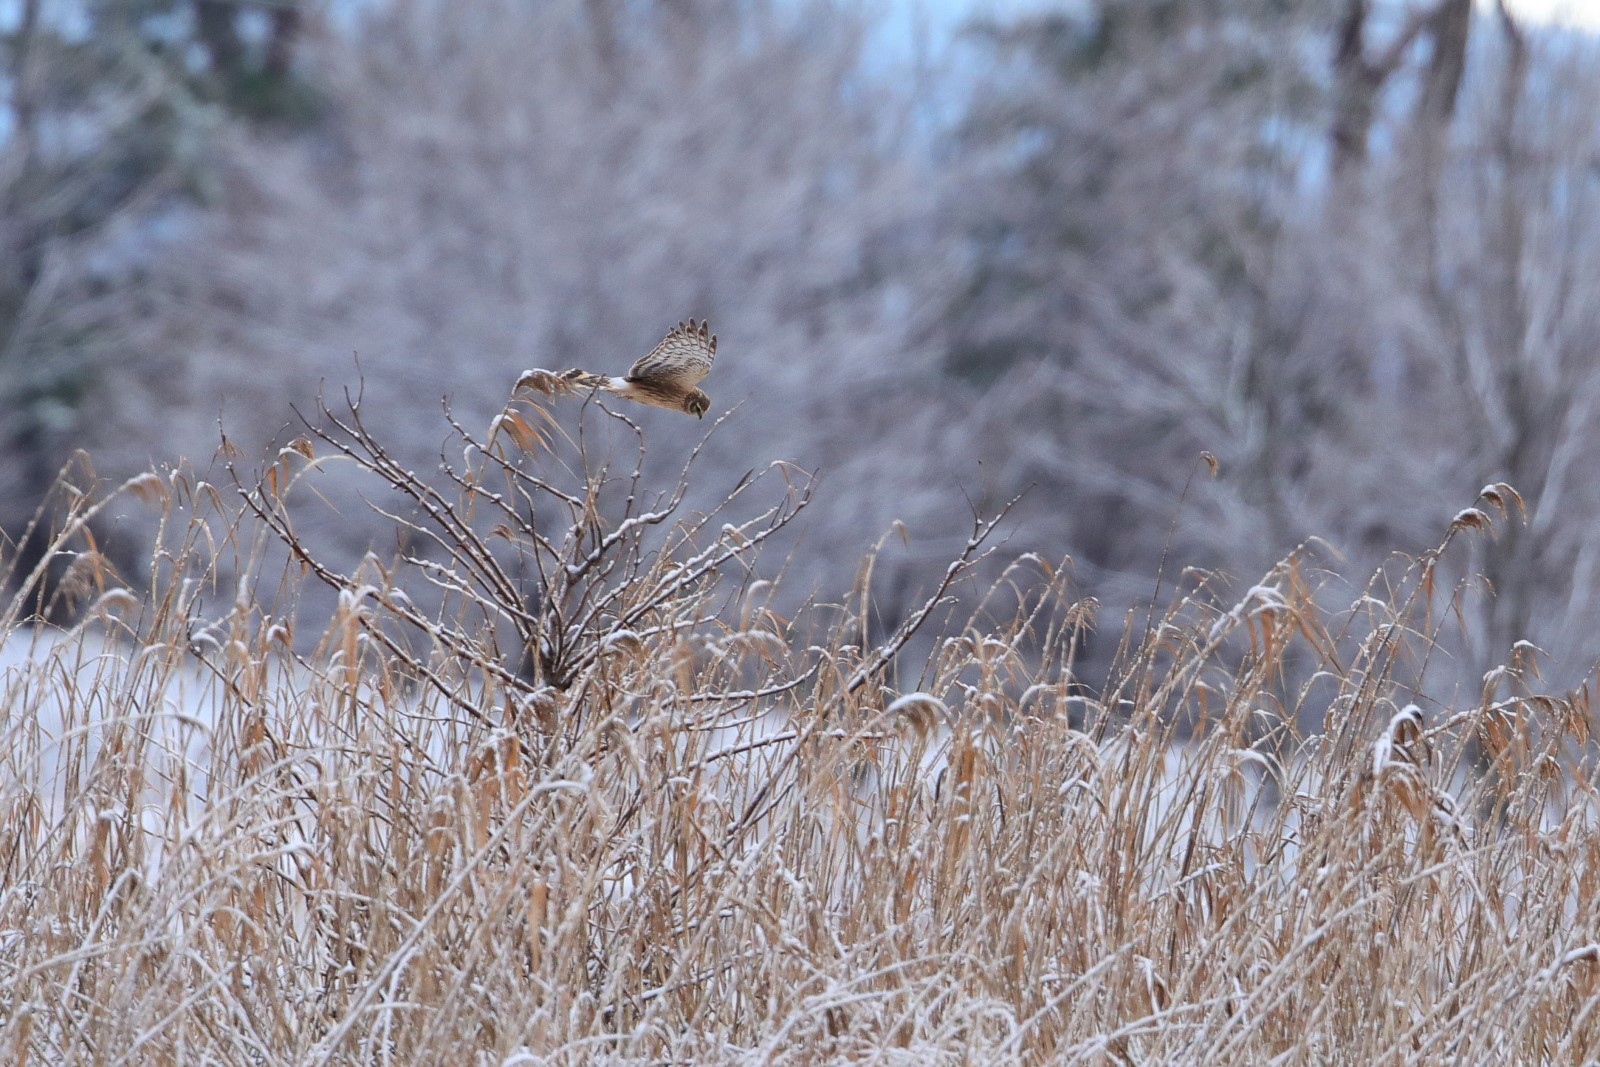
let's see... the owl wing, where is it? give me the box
[626,319,716,391]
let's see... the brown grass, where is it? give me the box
[1,387,1597,1064]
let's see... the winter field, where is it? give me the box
[0,388,1596,1065]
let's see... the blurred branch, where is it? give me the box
[1330,0,1453,179]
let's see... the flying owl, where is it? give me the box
[561,319,717,418]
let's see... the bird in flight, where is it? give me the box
[562,319,717,418]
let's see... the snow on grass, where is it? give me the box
[1,417,1595,1062]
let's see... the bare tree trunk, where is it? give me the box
[1328,0,1435,195]
[1403,0,1472,293]
[584,0,620,80]
[265,4,303,80]
[2,0,49,419]
[1475,3,1536,666]
[194,1,245,79]
[1329,0,1380,181]
[1415,0,1472,124]
[2,0,60,609]
[1325,0,1444,400]
[10,0,41,161]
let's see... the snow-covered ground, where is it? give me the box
[1,625,224,824]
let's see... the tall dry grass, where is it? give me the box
[1,383,1597,1064]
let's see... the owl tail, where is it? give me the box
[562,369,613,390]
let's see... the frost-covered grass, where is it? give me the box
[2,396,1598,1064]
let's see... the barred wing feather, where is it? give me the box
[626,319,716,390]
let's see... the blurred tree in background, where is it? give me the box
[0,0,310,598]
[5,0,1600,687]
[940,0,1600,681]
[941,0,1326,595]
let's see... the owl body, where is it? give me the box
[564,319,717,418]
